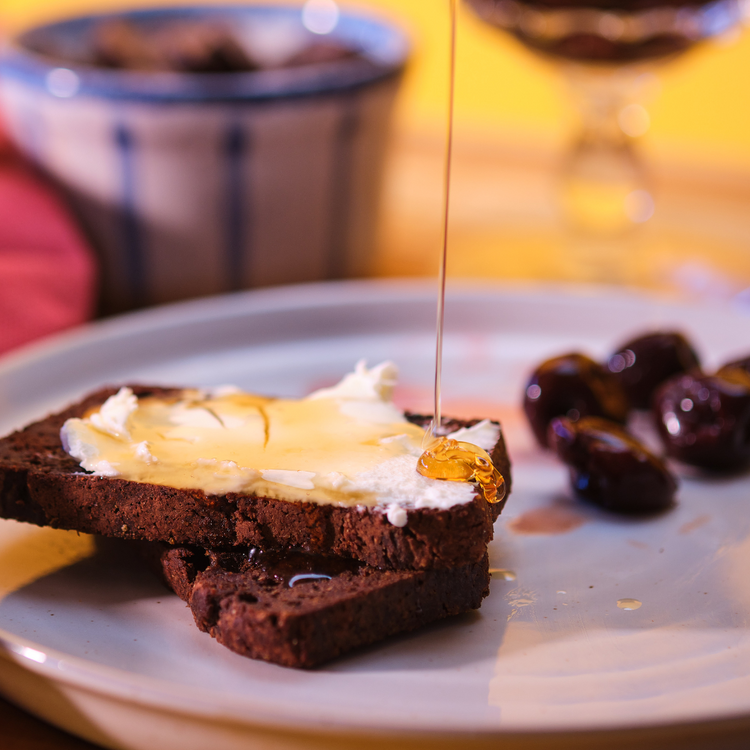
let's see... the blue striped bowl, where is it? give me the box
[0,5,409,314]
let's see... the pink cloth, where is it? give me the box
[0,141,97,357]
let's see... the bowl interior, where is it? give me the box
[2,4,410,101]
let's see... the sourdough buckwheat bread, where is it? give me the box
[140,541,491,668]
[0,385,511,570]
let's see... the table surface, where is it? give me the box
[2,695,99,750]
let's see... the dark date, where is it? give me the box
[652,370,750,471]
[607,331,701,410]
[548,416,677,514]
[523,353,629,448]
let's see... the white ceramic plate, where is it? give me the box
[2,280,750,750]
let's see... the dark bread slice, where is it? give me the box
[0,386,512,570]
[141,541,491,668]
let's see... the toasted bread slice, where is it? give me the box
[141,541,491,668]
[0,385,511,570]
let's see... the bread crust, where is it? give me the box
[0,386,512,570]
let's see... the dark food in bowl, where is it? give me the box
[34,18,360,73]
[548,416,677,514]
[523,353,629,448]
[92,19,257,72]
[653,370,750,470]
[607,331,701,410]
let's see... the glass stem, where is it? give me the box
[560,65,653,238]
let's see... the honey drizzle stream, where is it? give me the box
[418,0,506,506]
[430,0,458,440]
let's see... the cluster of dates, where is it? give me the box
[523,332,750,515]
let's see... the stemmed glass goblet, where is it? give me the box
[465,0,742,281]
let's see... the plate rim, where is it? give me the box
[0,277,722,382]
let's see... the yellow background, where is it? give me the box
[2,0,749,165]
[2,0,749,293]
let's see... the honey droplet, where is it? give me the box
[417,437,506,504]
[489,568,516,581]
[617,598,642,610]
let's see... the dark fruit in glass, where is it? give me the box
[653,370,750,470]
[464,0,735,64]
[523,353,629,447]
[548,416,677,514]
[607,331,700,410]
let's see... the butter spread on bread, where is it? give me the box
[61,362,500,526]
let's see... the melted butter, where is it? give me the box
[417,437,506,504]
[67,388,426,506]
[62,363,502,516]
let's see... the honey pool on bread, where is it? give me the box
[61,362,502,527]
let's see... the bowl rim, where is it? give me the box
[0,3,410,103]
